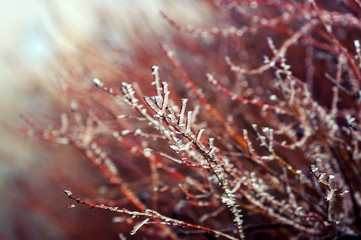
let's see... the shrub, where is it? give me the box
[23,0,361,239]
